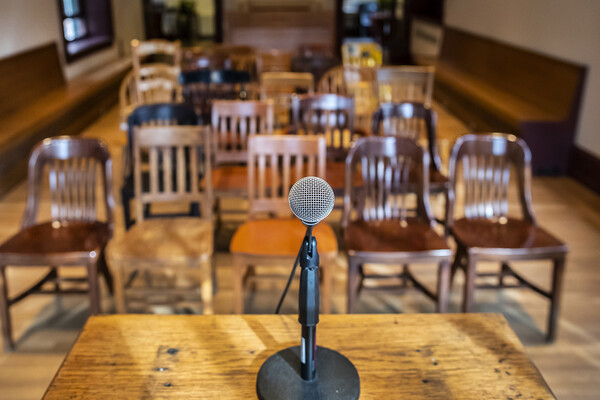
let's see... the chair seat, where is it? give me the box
[107,218,213,266]
[453,217,567,253]
[211,165,248,193]
[345,219,450,254]
[230,218,338,257]
[0,221,110,264]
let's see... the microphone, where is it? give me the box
[256,177,360,400]
[289,176,335,226]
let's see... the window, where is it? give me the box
[58,0,114,62]
[62,0,87,42]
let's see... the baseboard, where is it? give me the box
[568,145,600,194]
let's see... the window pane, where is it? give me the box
[63,18,76,41]
[63,0,80,17]
[63,17,86,41]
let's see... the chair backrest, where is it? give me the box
[260,72,314,129]
[126,103,198,177]
[134,64,183,105]
[247,135,326,218]
[317,66,346,95]
[376,66,435,106]
[292,94,355,160]
[446,133,535,229]
[131,39,182,71]
[180,70,255,124]
[371,102,442,172]
[133,125,212,223]
[256,50,292,75]
[211,100,274,165]
[22,137,115,231]
[342,136,433,228]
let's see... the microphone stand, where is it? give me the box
[256,228,360,400]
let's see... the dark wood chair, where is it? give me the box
[343,136,452,314]
[122,103,199,230]
[0,137,115,351]
[446,133,567,341]
[371,102,448,194]
[180,69,254,124]
[291,94,368,194]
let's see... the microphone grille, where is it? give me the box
[288,177,335,225]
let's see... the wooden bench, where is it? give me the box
[417,27,586,175]
[0,43,129,195]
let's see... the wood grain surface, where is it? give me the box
[44,314,553,399]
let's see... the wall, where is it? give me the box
[445,0,600,158]
[0,0,144,80]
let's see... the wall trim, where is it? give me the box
[568,145,600,194]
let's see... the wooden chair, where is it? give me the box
[256,50,292,75]
[210,100,274,220]
[0,137,115,351]
[121,103,199,230]
[107,125,213,314]
[181,69,254,125]
[291,93,366,196]
[343,136,452,314]
[376,66,435,106]
[260,72,314,130]
[230,135,338,314]
[371,102,448,194]
[132,39,182,72]
[446,133,567,341]
[317,66,377,132]
[131,39,183,106]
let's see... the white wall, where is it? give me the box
[445,0,600,158]
[0,0,144,80]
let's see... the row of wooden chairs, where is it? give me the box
[0,129,566,350]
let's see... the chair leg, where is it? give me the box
[200,258,213,315]
[462,254,477,313]
[121,186,133,230]
[112,262,127,314]
[450,245,464,287]
[499,262,510,288]
[87,260,101,315]
[98,250,113,295]
[321,259,332,314]
[233,255,245,314]
[0,266,14,351]
[547,256,566,342]
[436,260,451,313]
[347,257,361,314]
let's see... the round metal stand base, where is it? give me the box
[256,346,360,400]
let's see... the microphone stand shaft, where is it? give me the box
[298,234,319,381]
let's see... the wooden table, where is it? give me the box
[44,314,554,399]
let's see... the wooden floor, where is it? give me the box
[0,105,599,399]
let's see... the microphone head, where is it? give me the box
[289,177,335,226]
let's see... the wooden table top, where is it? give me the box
[43,314,554,399]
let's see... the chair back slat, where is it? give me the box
[248,136,326,218]
[133,126,212,223]
[343,137,433,228]
[447,133,535,228]
[23,137,114,230]
[211,100,274,165]
[376,66,435,106]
